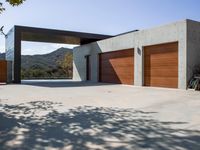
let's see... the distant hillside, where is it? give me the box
[22,47,72,70]
[0,48,73,79]
[21,47,73,79]
[0,47,72,65]
[0,52,5,60]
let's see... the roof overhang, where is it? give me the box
[9,25,112,45]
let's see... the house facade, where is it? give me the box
[73,19,200,89]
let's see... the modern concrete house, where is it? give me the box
[73,19,200,89]
[4,19,200,89]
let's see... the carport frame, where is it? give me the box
[5,26,112,83]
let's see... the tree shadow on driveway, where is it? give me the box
[0,101,200,150]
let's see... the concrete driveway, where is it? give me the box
[0,80,200,150]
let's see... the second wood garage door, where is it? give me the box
[99,49,134,85]
[144,42,178,88]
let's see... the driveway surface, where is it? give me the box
[0,80,200,150]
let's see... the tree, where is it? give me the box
[0,0,26,13]
[57,52,73,78]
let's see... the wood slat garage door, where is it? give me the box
[99,49,134,85]
[144,42,178,88]
[0,60,7,83]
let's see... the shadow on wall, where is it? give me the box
[0,101,200,150]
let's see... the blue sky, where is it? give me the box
[0,0,200,54]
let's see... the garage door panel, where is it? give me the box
[145,49,177,55]
[144,65,178,70]
[101,76,133,85]
[145,43,178,54]
[101,76,121,82]
[144,42,178,88]
[145,77,178,88]
[145,61,178,67]
[99,49,134,85]
[145,58,178,65]
[145,55,178,67]
[145,68,178,77]
[101,58,133,64]
[102,75,133,81]
[102,66,134,72]
[101,71,134,78]
[145,54,178,62]
[110,57,134,63]
[101,50,133,60]
[101,60,133,67]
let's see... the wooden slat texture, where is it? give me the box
[99,49,134,85]
[144,42,178,88]
[0,60,7,83]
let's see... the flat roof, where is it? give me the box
[9,25,113,45]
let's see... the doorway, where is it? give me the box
[85,55,91,81]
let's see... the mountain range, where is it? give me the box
[21,47,72,70]
[0,47,72,69]
[0,47,73,79]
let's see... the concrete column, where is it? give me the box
[7,61,13,83]
[134,45,143,86]
[178,40,187,89]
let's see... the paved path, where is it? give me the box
[0,81,200,150]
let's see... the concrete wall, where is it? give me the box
[187,20,200,83]
[7,61,13,83]
[73,20,188,89]
[73,42,101,81]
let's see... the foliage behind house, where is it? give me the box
[21,47,73,79]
